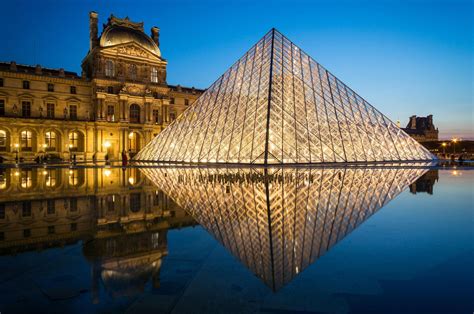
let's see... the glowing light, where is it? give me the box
[42,170,48,175]
[128,132,134,139]
[441,142,447,147]
[69,170,73,175]
[103,141,111,148]
[128,177,135,185]
[14,143,19,148]
[42,144,47,148]
[14,171,20,176]
[104,169,111,177]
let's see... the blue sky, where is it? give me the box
[1,0,472,139]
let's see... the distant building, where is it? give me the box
[402,114,439,142]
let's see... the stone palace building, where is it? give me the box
[0,12,203,162]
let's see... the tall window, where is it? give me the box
[20,170,33,189]
[0,130,6,151]
[169,97,175,104]
[0,78,3,87]
[20,130,33,151]
[69,105,77,120]
[130,193,141,213]
[0,99,4,116]
[129,104,140,123]
[45,131,56,151]
[70,198,77,211]
[21,101,31,117]
[129,64,137,80]
[105,60,114,77]
[47,83,54,92]
[185,99,189,106]
[152,109,160,124]
[70,86,76,94]
[45,169,57,187]
[107,105,115,122]
[69,132,79,150]
[151,67,158,83]
[107,86,114,94]
[47,199,55,215]
[22,201,32,216]
[128,132,139,153]
[170,112,176,121]
[22,81,30,89]
[46,103,55,118]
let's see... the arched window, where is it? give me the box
[45,131,57,151]
[0,130,7,151]
[20,130,33,151]
[129,104,140,123]
[151,67,158,83]
[105,60,114,77]
[129,64,137,80]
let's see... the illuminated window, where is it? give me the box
[45,131,56,151]
[69,169,79,186]
[128,132,140,153]
[45,169,57,187]
[151,67,158,83]
[46,103,55,118]
[0,130,6,151]
[20,170,33,188]
[129,64,137,80]
[129,104,140,123]
[20,130,33,151]
[105,60,114,77]
[69,132,79,150]
[21,101,31,117]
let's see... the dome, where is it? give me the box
[100,26,161,57]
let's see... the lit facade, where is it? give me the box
[0,12,203,162]
[137,29,435,164]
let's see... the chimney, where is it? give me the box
[10,61,17,71]
[427,114,433,127]
[409,115,417,129]
[35,64,42,75]
[151,26,160,47]
[89,11,99,50]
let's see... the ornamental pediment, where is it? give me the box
[102,42,162,61]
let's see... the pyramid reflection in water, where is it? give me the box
[136,29,434,164]
[140,166,428,290]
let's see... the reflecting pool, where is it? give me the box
[0,165,472,313]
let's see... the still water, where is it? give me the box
[0,165,472,313]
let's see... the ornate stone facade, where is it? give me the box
[0,12,203,162]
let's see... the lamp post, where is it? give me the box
[441,142,447,157]
[452,138,458,154]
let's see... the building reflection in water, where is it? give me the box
[409,169,439,195]
[140,165,429,291]
[0,167,195,301]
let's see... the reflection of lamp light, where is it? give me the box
[42,144,47,148]
[68,144,73,148]
[128,132,134,139]
[69,170,73,175]
[103,141,111,148]
[14,171,20,176]
[104,169,111,177]
[128,177,135,185]
[43,170,48,175]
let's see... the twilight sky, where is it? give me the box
[1,0,472,139]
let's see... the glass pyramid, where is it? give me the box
[136,29,435,164]
[140,166,429,290]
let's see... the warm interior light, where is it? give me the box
[104,169,111,177]
[103,141,111,148]
[14,143,19,148]
[14,171,20,176]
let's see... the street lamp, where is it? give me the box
[451,138,458,154]
[441,142,447,156]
